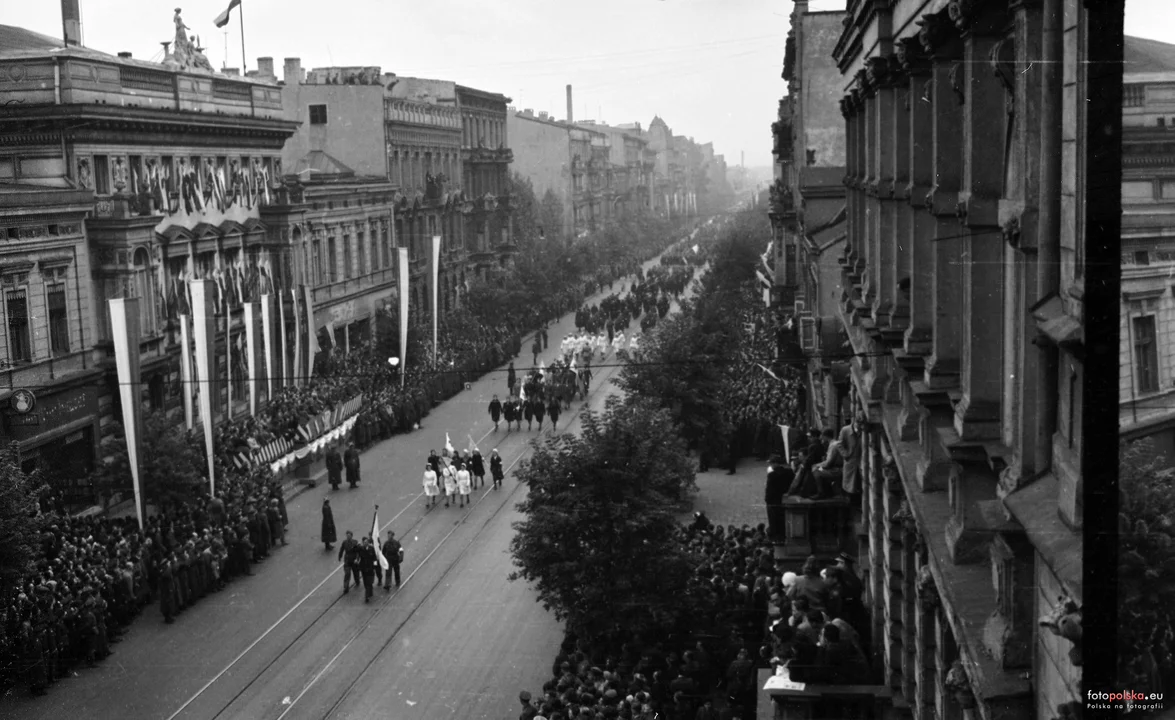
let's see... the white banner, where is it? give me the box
[225,311,233,421]
[190,279,217,495]
[430,235,441,366]
[179,313,194,430]
[244,301,259,417]
[398,246,409,388]
[291,287,302,387]
[109,298,145,529]
[303,284,318,380]
[261,294,274,399]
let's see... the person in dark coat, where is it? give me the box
[267,499,287,547]
[532,337,542,367]
[326,445,344,490]
[788,556,829,612]
[470,449,486,488]
[490,449,504,489]
[427,449,441,477]
[523,398,534,431]
[158,555,177,624]
[321,499,338,550]
[507,362,517,396]
[764,456,792,541]
[533,398,546,430]
[489,394,503,431]
[344,442,361,488]
[547,397,561,428]
[357,537,377,603]
[503,398,517,431]
[338,531,359,594]
[381,530,403,590]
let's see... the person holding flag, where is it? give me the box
[441,459,457,508]
[369,506,389,595]
[357,537,378,603]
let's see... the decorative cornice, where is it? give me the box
[865,56,893,89]
[949,0,1013,36]
[990,37,1016,115]
[857,68,875,98]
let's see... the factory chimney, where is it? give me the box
[566,84,573,124]
[61,0,82,47]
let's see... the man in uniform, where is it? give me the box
[338,531,359,594]
[325,444,344,490]
[357,537,377,603]
[382,530,404,591]
[344,442,361,489]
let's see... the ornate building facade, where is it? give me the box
[0,21,297,507]
[457,84,517,280]
[1119,36,1175,464]
[822,0,1108,717]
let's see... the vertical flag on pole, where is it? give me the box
[397,247,409,388]
[372,506,388,572]
[109,298,145,529]
[291,287,302,387]
[190,279,218,495]
[303,284,319,380]
[244,301,260,416]
[260,294,274,400]
[225,311,234,420]
[429,235,441,367]
[179,313,194,430]
[781,425,791,464]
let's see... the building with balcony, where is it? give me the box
[0,19,298,507]
[457,84,516,280]
[569,124,612,235]
[796,0,1110,718]
[1120,36,1175,464]
[578,120,654,220]
[769,1,851,433]
[646,117,695,218]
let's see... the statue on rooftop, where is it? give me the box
[162,9,214,73]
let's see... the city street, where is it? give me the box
[0,256,680,720]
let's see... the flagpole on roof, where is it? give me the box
[238,0,247,73]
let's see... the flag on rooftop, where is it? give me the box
[214,0,242,28]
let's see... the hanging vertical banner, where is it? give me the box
[108,298,145,529]
[303,284,319,380]
[190,279,217,495]
[260,294,274,400]
[398,246,409,388]
[225,311,234,420]
[179,313,194,431]
[291,287,302,387]
[244,300,260,417]
[429,235,441,366]
[277,291,289,389]
[780,424,791,464]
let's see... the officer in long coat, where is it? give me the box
[357,538,377,603]
[344,442,361,488]
[325,445,344,490]
[158,556,177,624]
[488,395,503,431]
[321,499,338,551]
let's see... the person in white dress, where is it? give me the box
[456,463,472,508]
[422,464,440,509]
[441,460,458,508]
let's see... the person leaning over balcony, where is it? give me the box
[787,556,829,612]
[837,414,865,497]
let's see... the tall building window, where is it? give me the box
[313,238,323,285]
[382,227,391,268]
[328,237,338,283]
[93,155,110,194]
[343,234,352,279]
[1134,314,1160,393]
[47,281,69,355]
[357,231,367,276]
[1124,84,1144,107]
[5,276,31,362]
[309,104,328,125]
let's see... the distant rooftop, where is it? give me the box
[1125,35,1175,76]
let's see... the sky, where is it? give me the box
[5,1,1170,169]
[4,0,804,169]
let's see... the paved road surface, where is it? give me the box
[0,254,693,720]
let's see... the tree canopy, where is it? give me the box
[1119,439,1175,698]
[91,410,208,509]
[509,396,702,644]
[0,442,51,583]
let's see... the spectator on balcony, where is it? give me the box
[817,623,869,685]
[787,556,829,612]
[838,414,865,496]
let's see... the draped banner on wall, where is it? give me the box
[291,287,302,387]
[179,313,194,431]
[398,246,409,388]
[303,284,319,380]
[244,300,260,417]
[225,311,234,420]
[277,292,288,389]
[190,279,218,495]
[429,235,441,366]
[260,294,274,399]
[109,298,145,529]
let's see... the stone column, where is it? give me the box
[899,37,935,356]
[868,57,898,327]
[860,69,879,307]
[920,10,964,390]
[888,54,913,335]
[954,1,1013,441]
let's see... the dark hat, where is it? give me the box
[520,690,532,702]
[836,552,855,565]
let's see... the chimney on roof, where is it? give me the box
[284,58,303,86]
[224,68,240,77]
[61,0,82,47]
[257,57,275,79]
[566,84,573,124]
[538,111,548,120]
[523,108,534,116]
[117,51,132,59]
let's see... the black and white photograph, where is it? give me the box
[0,0,1151,718]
